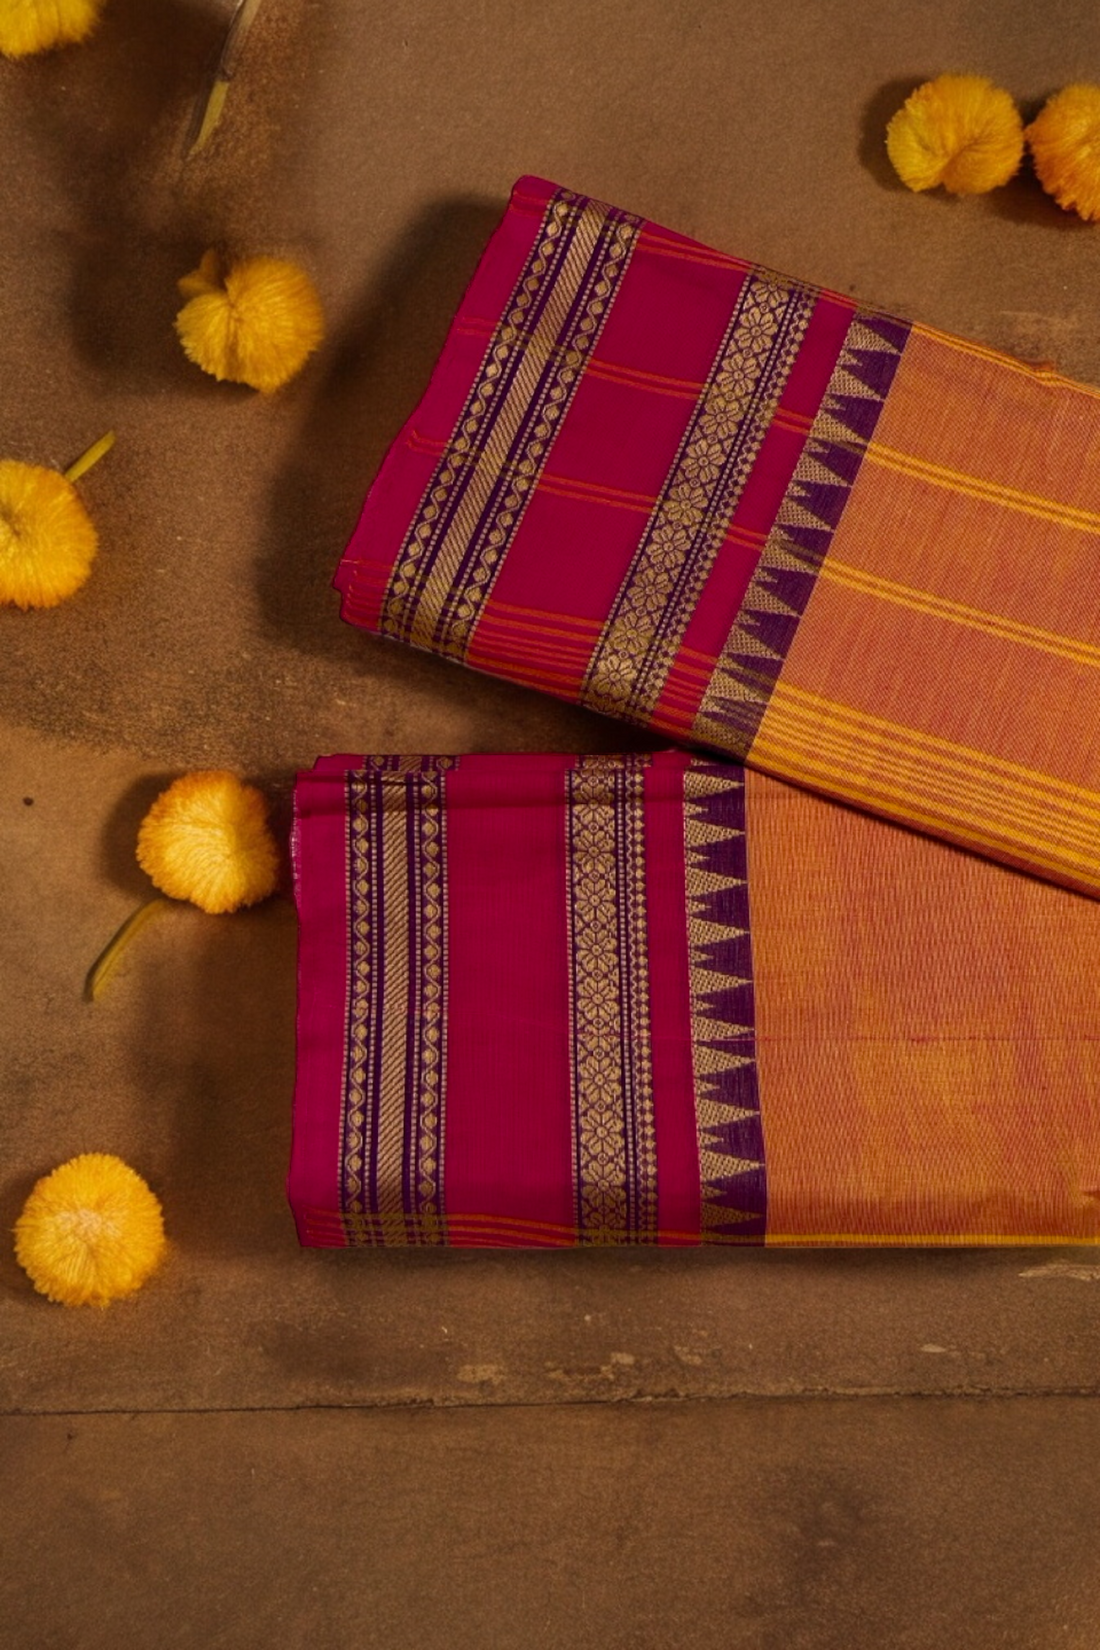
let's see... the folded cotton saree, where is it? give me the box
[336,175,1100,899]
[289,751,1100,1247]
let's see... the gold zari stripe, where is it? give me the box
[342,772,449,1244]
[864,441,1100,536]
[817,559,1100,671]
[753,684,1100,884]
[566,758,657,1243]
[583,270,814,725]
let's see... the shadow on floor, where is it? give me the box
[96,772,177,899]
[9,0,232,396]
[255,194,504,671]
[124,894,298,1265]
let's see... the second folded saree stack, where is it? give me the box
[290,752,1100,1248]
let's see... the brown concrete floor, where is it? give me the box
[4,1,1100,1644]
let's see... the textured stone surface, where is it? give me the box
[4,1400,1100,1650]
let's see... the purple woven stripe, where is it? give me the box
[693,310,911,757]
[432,200,640,657]
[566,756,657,1245]
[405,780,448,1243]
[639,280,817,696]
[684,762,766,1242]
[400,795,419,1221]
[340,772,385,1231]
[416,201,581,613]
[612,770,648,1240]
[339,771,449,1245]
[379,190,595,649]
[582,268,818,729]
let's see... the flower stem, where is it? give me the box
[84,897,171,1003]
[64,431,116,486]
[189,78,229,157]
[186,0,265,158]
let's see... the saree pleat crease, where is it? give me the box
[288,176,1100,1248]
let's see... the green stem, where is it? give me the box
[84,897,171,1003]
[64,430,116,485]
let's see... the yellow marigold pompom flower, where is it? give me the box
[1026,85,1100,222]
[86,769,280,1000]
[15,1154,166,1307]
[0,462,95,609]
[0,432,114,610]
[136,770,280,915]
[886,74,1024,195]
[0,0,105,58]
[175,250,325,393]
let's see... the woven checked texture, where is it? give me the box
[336,176,1100,898]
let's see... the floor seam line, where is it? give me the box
[6,1386,1100,1419]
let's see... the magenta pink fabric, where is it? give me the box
[288,750,763,1248]
[333,175,868,744]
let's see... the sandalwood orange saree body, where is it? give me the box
[289,752,1100,1247]
[335,176,1100,898]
